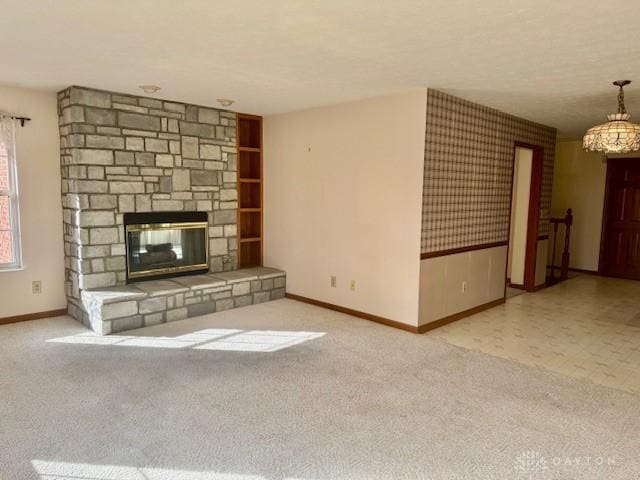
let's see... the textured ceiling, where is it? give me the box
[1,0,640,138]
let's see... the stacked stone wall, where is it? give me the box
[58,87,238,321]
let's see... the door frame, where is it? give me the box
[506,142,545,293]
[598,157,640,278]
[598,157,614,276]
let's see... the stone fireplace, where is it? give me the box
[58,87,285,334]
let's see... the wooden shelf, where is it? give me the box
[237,115,261,149]
[238,150,260,179]
[237,113,263,269]
[239,210,261,238]
[239,237,261,243]
[239,181,260,209]
[239,239,261,268]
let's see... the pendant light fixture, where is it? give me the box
[583,80,640,154]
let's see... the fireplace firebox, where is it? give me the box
[123,212,209,283]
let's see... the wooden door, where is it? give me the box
[600,158,640,279]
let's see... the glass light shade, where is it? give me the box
[583,113,640,153]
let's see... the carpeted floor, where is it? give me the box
[1,298,639,479]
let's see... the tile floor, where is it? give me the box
[506,286,525,299]
[430,274,640,395]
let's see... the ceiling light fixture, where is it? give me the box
[139,84,161,94]
[216,98,234,107]
[583,80,640,154]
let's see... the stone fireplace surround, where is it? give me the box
[58,86,285,334]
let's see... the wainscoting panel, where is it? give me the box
[419,245,507,327]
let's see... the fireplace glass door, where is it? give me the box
[126,221,208,281]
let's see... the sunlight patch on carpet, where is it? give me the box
[46,328,325,352]
[31,459,303,480]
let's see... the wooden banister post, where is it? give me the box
[560,208,573,280]
[550,221,559,281]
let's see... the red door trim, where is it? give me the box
[509,142,545,292]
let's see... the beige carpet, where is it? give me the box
[1,298,639,479]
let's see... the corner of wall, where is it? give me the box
[419,90,557,328]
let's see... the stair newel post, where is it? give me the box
[560,208,573,280]
[550,221,559,281]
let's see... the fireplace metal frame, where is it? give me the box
[123,211,209,283]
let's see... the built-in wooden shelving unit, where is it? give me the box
[236,113,263,268]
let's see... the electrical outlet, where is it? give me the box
[461,281,467,293]
[32,280,42,294]
[350,280,356,291]
[330,276,337,288]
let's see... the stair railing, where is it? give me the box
[548,208,573,283]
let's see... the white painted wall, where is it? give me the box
[0,86,65,317]
[549,141,606,271]
[508,147,532,285]
[419,246,507,326]
[263,91,426,327]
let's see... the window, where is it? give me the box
[0,116,22,270]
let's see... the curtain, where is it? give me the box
[0,112,20,267]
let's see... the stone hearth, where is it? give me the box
[82,267,286,334]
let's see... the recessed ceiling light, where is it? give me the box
[216,98,235,107]
[139,85,161,94]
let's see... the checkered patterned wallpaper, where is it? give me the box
[421,90,556,255]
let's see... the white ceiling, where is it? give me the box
[1,0,640,139]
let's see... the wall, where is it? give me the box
[0,86,65,317]
[57,87,237,324]
[549,140,606,271]
[508,147,533,285]
[263,91,426,327]
[419,90,556,325]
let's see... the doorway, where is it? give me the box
[506,143,545,293]
[599,158,640,279]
